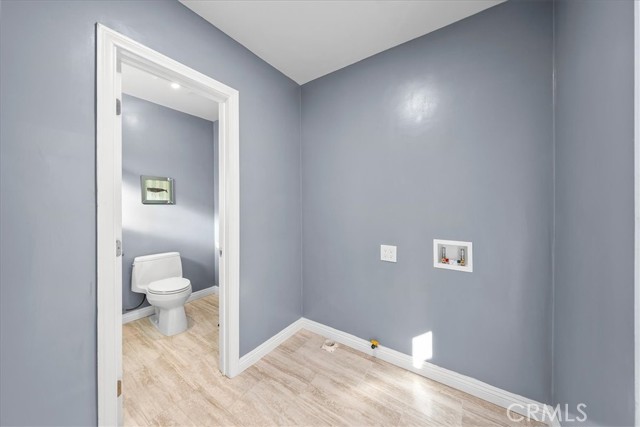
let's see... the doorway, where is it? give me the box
[96,24,240,426]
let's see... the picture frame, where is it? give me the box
[140,175,175,204]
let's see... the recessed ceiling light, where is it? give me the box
[170,82,181,89]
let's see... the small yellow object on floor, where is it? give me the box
[123,294,543,426]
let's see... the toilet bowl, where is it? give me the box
[131,252,192,336]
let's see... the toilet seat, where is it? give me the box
[147,277,191,295]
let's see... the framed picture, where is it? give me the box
[140,175,175,204]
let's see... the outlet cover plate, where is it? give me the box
[380,244,397,263]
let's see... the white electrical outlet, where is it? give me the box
[380,245,397,263]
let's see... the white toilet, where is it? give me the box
[131,252,192,336]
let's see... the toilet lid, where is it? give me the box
[148,277,191,295]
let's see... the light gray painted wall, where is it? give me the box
[0,0,302,425]
[301,0,553,403]
[121,95,216,311]
[1,0,636,425]
[552,1,635,425]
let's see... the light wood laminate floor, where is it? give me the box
[123,295,542,426]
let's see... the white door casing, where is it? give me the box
[96,24,240,426]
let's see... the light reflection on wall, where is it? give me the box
[399,82,438,128]
[412,331,433,369]
[122,178,214,252]
[124,114,139,126]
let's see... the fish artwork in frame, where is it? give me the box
[140,175,175,204]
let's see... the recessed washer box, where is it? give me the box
[433,239,473,272]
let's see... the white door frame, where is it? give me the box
[635,2,640,425]
[96,24,240,426]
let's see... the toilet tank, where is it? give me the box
[131,252,183,293]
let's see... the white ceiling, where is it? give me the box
[179,0,503,85]
[121,63,219,121]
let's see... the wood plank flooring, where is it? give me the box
[123,295,542,426]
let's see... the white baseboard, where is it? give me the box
[122,304,155,324]
[122,285,219,324]
[298,318,559,426]
[548,414,562,427]
[220,315,561,426]
[237,318,305,374]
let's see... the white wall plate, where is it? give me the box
[380,244,397,263]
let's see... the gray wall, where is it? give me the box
[121,95,216,311]
[0,0,302,425]
[301,0,553,403]
[552,1,635,425]
[1,0,637,425]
